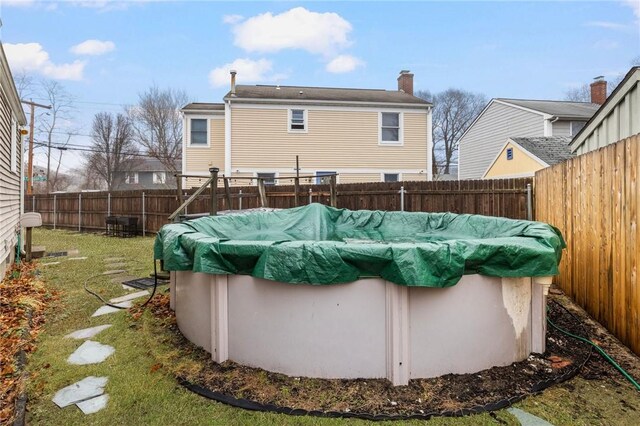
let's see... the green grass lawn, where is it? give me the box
[25,228,640,425]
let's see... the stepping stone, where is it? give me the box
[122,284,137,291]
[105,262,127,269]
[67,340,115,365]
[104,257,125,263]
[507,408,555,426]
[65,325,112,340]
[92,301,132,317]
[68,257,88,261]
[109,290,150,304]
[102,270,126,275]
[76,394,109,414]
[67,249,80,256]
[41,262,60,266]
[52,376,108,408]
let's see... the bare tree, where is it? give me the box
[564,57,640,102]
[37,80,75,192]
[14,71,34,100]
[417,89,486,176]
[85,112,139,191]
[128,86,188,174]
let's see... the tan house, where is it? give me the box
[483,137,574,179]
[0,43,27,277]
[181,71,433,186]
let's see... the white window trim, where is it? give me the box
[378,111,403,146]
[288,108,308,133]
[125,172,139,184]
[381,172,402,182]
[10,114,17,174]
[153,171,167,184]
[253,171,279,185]
[187,116,210,148]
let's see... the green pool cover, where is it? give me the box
[154,203,565,287]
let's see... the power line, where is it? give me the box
[32,141,165,159]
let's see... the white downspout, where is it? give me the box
[426,106,433,181]
[181,111,187,189]
[225,100,232,178]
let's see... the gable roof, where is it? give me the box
[509,137,574,166]
[181,103,224,113]
[0,43,27,125]
[124,159,181,173]
[496,98,599,119]
[223,85,431,107]
[570,66,640,152]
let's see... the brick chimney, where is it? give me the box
[397,70,414,96]
[590,76,607,105]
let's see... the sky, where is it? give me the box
[1,0,639,173]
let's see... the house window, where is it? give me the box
[506,148,514,160]
[125,172,139,184]
[380,112,401,144]
[190,118,208,145]
[383,173,399,183]
[289,109,306,131]
[257,172,276,185]
[153,172,166,184]
[570,121,586,136]
[315,171,336,185]
[10,115,17,173]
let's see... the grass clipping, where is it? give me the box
[0,262,56,423]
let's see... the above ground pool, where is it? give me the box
[155,204,565,386]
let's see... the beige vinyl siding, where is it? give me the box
[575,79,640,155]
[484,141,544,179]
[458,101,544,179]
[230,108,428,170]
[0,85,21,274]
[402,173,427,181]
[184,117,224,173]
[552,120,572,137]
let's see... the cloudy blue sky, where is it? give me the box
[1,0,638,171]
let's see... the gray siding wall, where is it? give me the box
[576,80,640,155]
[458,101,544,179]
[0,85,21,274]
[552,120,572,137]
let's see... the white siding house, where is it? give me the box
[0,43,27,277]
[570,67,640,155]
[458,98,599,180]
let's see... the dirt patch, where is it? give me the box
[131,292,639,418]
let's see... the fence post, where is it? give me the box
[184,192,188,215]
[526,183,533,221]
[294,177,300,207]
[142,191,146,237]
[308,187,313,204]
[329,175,337,207]
[239,189,243,210]
[53,194,56,230]
[78,193,82,232]
[209,167,219,216]
[107,192,111,217]
[32,195,35,212]
[224,178,232,211]
[400,186,405,212]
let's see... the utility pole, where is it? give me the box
[21,99,51,195]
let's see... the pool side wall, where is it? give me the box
[170,272,552,386]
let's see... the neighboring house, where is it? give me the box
[483,137,574,179]
[570,67,640,155]
[113,159,180,190]
[0,43,27,277]
[181,70,433,186]
[458,96,600,180]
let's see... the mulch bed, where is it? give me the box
[0,262,56,424]
[136,289,633,418]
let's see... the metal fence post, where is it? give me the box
[53,194,56,230]
[209,167,219,215]
[32,195,35,212]
[239,189,243,210]
[142,191,146,237]
[308,187,313,204]
[400,186,405,212]
[78,193,82,232]
[107,192,111,216]
[526,183,533,220]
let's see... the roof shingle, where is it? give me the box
[497,98,599,119]
[510,136,574,166]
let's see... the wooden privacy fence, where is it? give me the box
[536,134,640,355]
[26,177,533,235]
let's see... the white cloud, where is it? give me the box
[223,14,244,24]
[4,43,86,81]
[2,0,36,6]
[585,21,629,31]
[232,7,352,56]
[622,0,640,18]
[209,58,283,88]
[70,39,116,56]
[325,54,364,73]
